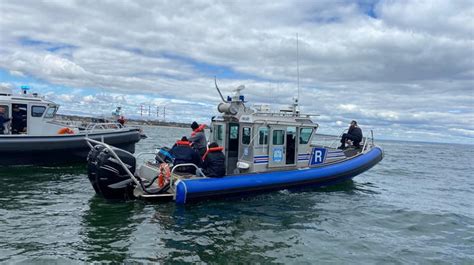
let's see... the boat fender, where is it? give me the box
[237,161,250,170]
[158,163,171,188]
[57,127,74,134]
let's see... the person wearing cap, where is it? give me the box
[189,121,207,157]
[338,120,363,149]
[169,136,202,174]
[0,107,11,135]
[200,142,226,178]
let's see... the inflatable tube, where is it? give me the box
[175,146,383,204]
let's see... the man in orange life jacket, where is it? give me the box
[189,121,207,157]
[169,136,202,174]
[200,142,226,178]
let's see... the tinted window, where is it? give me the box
[31,106,46,117]
[214,125,224,140]
[213,124,224,147]
[258,127,268,145]
[242,127,251,145]
[273,130,284,145]
[299,128,313,144]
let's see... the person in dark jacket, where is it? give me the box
[169,136,202,174]
[201,142,226,178]
[338,120,363,149]
[189,121,207,157]
[0,107,11,135]
[11,105,26,134]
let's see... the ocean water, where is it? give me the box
[0,126,473,264]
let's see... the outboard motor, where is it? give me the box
[87,145,136,200]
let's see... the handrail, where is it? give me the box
[312,128,376,152]
[169,163,206,190]
[85,122,123,134]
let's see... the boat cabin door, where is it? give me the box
[268,126,286,167]
[226,123,240,174]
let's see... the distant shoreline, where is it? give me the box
[55,114,191,128]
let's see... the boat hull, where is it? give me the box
[175,146,383,204]
[0,129,141,166]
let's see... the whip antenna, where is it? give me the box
[214,76,226,102]
[296,33,300,103]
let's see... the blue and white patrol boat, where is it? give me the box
[86,83,383,204]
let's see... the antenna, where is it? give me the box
[214,77,226,102]
[296,33,300,103]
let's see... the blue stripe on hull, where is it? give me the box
[176,147,383,204]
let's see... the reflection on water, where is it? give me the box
[80,198,148,263]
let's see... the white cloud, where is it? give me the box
[0,0,472,143]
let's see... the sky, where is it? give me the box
[0,0,473,144]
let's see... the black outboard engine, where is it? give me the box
[87,145,137,200]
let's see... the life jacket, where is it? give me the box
[191,124,206,136]
[57,127,74,134]
[202,146,224,161]
[176,140,191,146]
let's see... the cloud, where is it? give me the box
[0,0,472,143]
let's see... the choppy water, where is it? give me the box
[0,126,473,264]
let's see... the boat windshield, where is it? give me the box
[44,106,58,118]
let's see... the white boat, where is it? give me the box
[0,85,142,166]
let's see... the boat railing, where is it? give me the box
[312,129,375,152]
[312,131,345,149]
[361,130,375,153]
[84,122,124,135]
[170,163,206,190]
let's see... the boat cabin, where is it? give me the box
[0,86,62,135]
[209,86,318,174]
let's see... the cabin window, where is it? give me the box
[242,127,251,145]
[230,124,239,139]
[31,106,46,117]
[273,130,285,145]
[213,124,224,147]
[258,127,268,145]
[299,128,313,144]
[44,106,57,118]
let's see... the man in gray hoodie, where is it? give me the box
[189,121,207,157]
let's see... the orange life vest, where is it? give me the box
[57,127,74,134]
[202,146,224,161]
[176,140,191,146]
[191,124,206,136]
